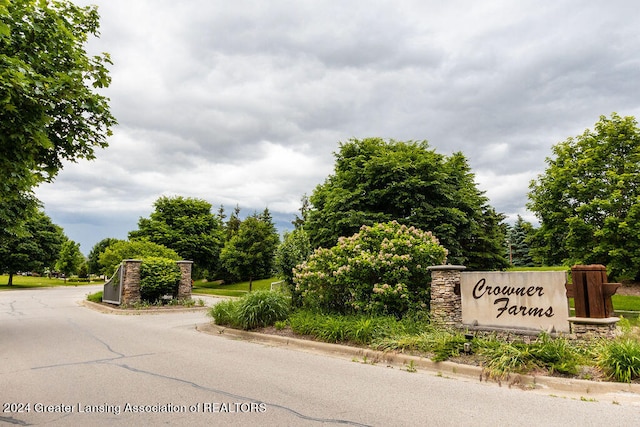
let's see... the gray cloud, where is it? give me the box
[36,0,640,253]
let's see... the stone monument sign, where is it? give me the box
[460,271,570,333]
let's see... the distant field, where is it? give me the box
[0,275,102,289]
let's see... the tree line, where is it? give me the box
[5,116,640,285]
[3,3,640,286]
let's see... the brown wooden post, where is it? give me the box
[568,265,620,318]
[567,264,621,340]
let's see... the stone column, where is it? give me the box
[427,265,466,328]
[121,259,142,305]
[176,261,193,300]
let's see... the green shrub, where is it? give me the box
[209,299,241,328]
[597,338,640,383]
[209,291,290,330]
[139,257,181,302]
[236,290,290,330]
[274,228,312,304]
[87,291,103,303]
[293,221,447,317]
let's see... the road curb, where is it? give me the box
[81,299,209,315]
[197,322,640,404]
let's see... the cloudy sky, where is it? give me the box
[34,0,640,254]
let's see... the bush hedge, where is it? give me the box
[139,257,181,302]
[209,290,290,330]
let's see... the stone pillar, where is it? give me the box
[427,265,466,328]
[176,261,193,300]
[121,259,142,305]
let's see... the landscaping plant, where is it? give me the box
[293,221,447,317]
[208,290,290,330]
[139,257,181,302]
[597,338,640,383]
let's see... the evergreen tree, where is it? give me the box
[505,216,535,266]
[305,138,508,269]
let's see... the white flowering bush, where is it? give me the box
[293,221,447,317]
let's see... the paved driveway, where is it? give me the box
[1,286,638,426]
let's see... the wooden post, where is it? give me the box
[568,265,620,318]
[567,264,621,339]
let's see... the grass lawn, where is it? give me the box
[0,275,102,290]
[612,294,640,312]
[193,277,282,297]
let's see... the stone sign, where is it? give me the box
[460,271,570,333]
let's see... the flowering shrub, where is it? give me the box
[293,221,447,317]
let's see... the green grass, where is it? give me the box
[87,291,103,303]
[567,296,640,311]
[611,294,640,312]
[0,275,102,290]
[193,277,279,297]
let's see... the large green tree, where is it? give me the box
[55,239,84,279]
[528,113,640,280]
[129,196,224,277]
[220,215,280,290]
[87,237,121,276]
[0,209,65,285]
[304,138,508,269]
[0,0,115,239]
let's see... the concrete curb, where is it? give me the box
[197,322,640,405]
[81,299,209,315]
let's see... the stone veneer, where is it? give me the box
[121,259,142,305]
[427,265,466,328]
[569,317,621,340]
[177,261,193,300]
[120,259,192,305]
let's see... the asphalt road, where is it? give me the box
[1,286,639,426]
